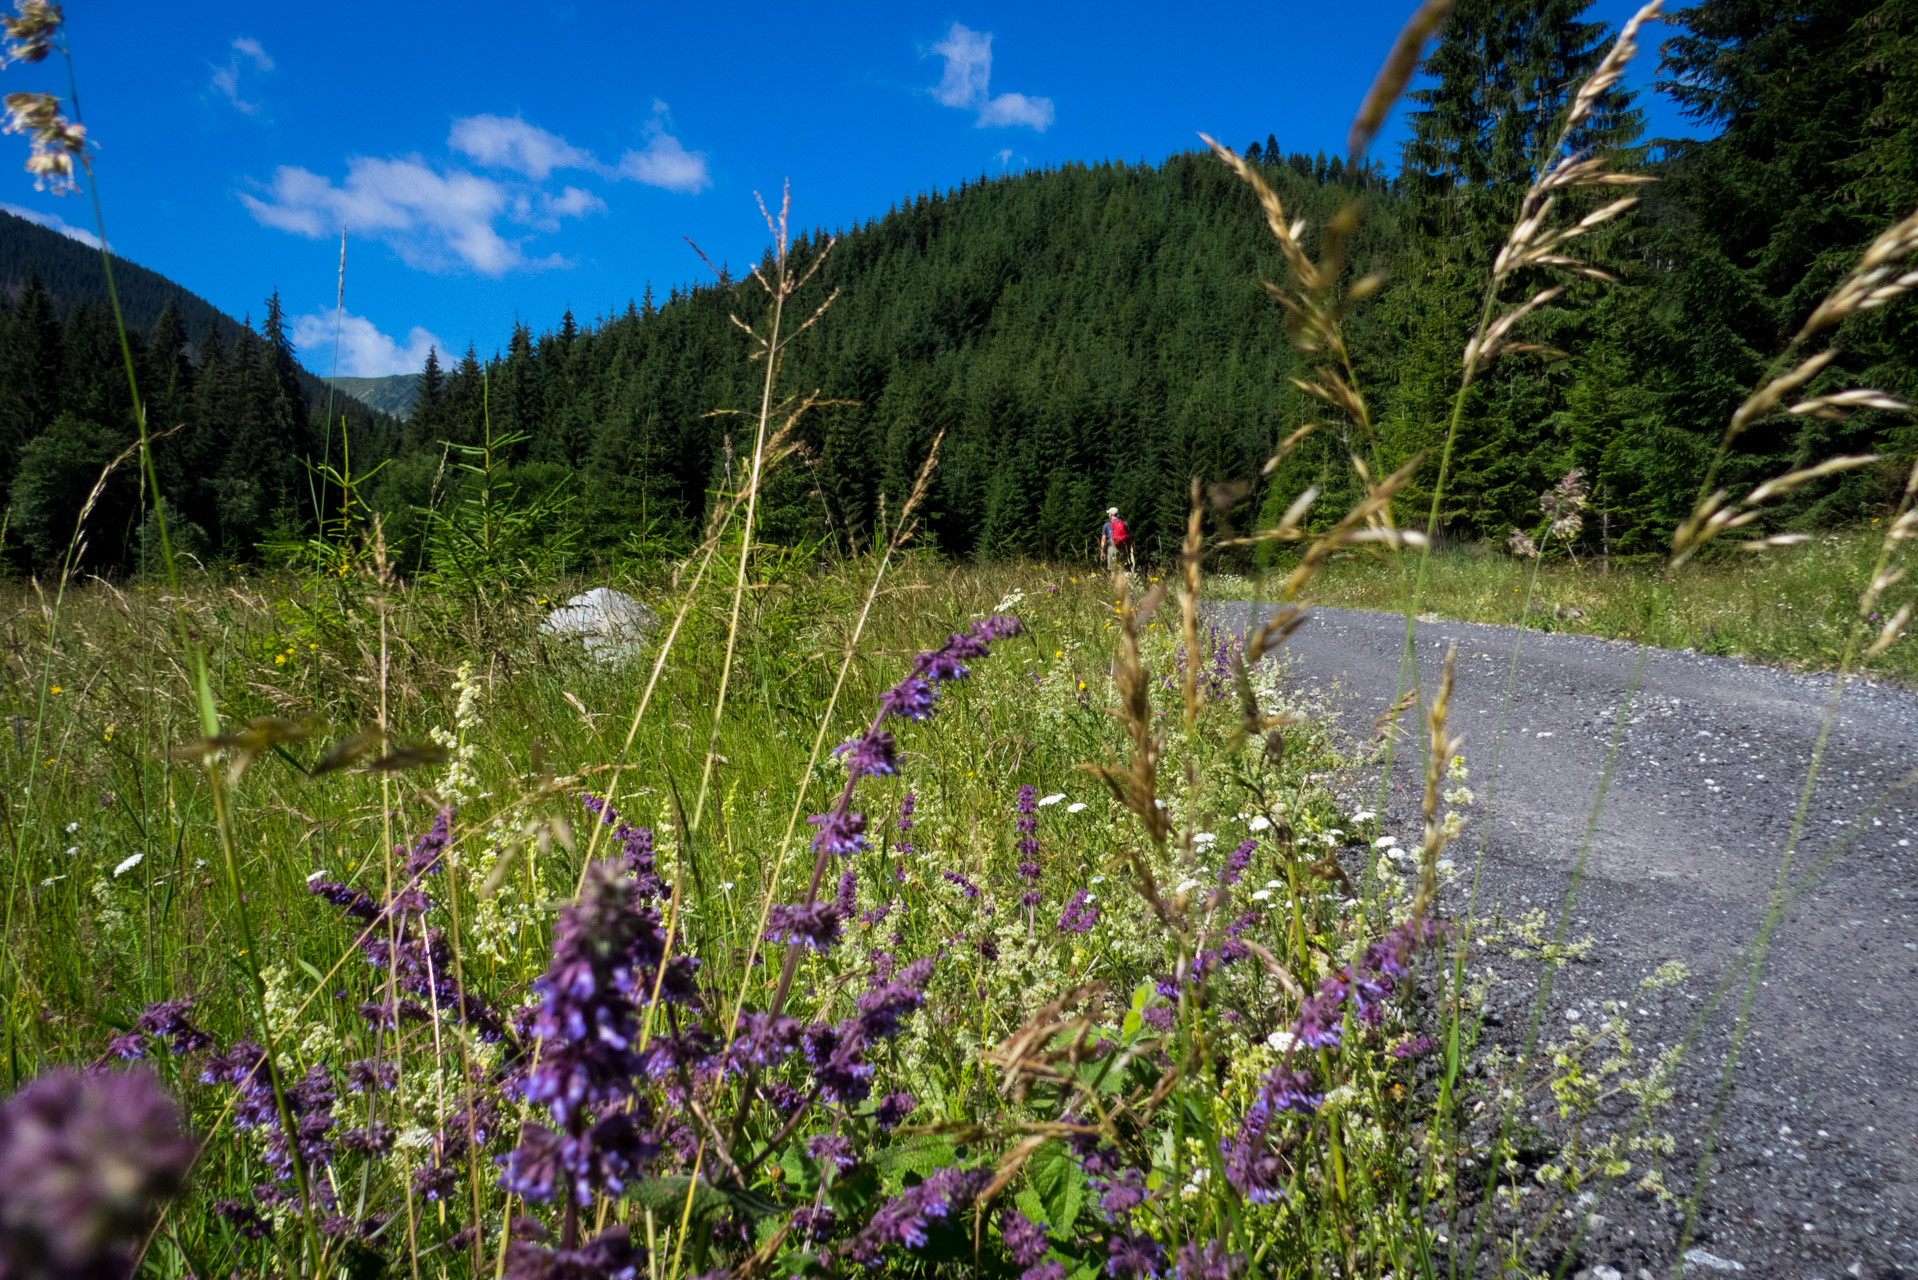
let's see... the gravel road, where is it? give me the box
[1217,603,1918,1279]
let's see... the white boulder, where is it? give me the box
[540,588,655,661]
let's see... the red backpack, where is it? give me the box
[1108,517,1129,545]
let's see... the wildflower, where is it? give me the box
[501,1228,644,1280]
[1391,1035,1435,1059]
[808,809,868,857]
[878,676,936,722]
[807,1133,854,1170]
[1056,888,1098,934]
[404,806,454,877]
[133,999,213,1054]
[838,1166,991,1264]
[582,795,663,897]
[765,900,844,952]
[1067,802,1088,813]
[1106,1229,1167,1278]
[0,1068,192,1279]
[1175,1239,1246,1280]
[874,1091,916,1130]
[1037,792,1066,806]
[941,869,980,899]
[834,729,898,778]
[1000,1209,1050,1267]
[1291,990,1344,1049]
[792,1205,837,1243]
[1099,1167,1147,1217]
[727,1011,803,1073]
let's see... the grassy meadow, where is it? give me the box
[1213,530,1918,685]
[0,552,1695,1279]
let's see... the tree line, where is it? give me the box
[0,0,1909,575]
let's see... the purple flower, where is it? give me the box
[1000,1209,1050,1267]
[792,1205,837,1243]
[1140,1006,1175,1031]
[728,1011,803,1072]
[834,730,899,778]
[347,1058,398,1092]
[1098,1167,1147,1217]
[134,999,214,1054]
[839,1166,991,1264]
[1221,1066,1319,1204]
[941,869,980,899]
[802,1023,874,1104]
[1024,1264,1067,1280]
[309,879,381,922]
[880,676,938,722]
[501,1227,643,1280]
[405,806,454,877]
[1175,1239,1246,1280]
[1221,839,1255,886]
[836,870,859,918]
[807,1134,855,1170]
[874,1091,917,1130]
[765,901,844,953]
[1290,991,1344,1049]
[972,615,1024,643]
[1392,1035,1435,1059]
[583,795,663,898]
[0,1069,196,1277]
[1106,1229,1166,1278]
[1056,888,1099,934]
[808,809,868,857]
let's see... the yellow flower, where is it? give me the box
[274,654,286,665]
[49,685,60,694]
[308,643,318,649]
[1078,681,1087,690]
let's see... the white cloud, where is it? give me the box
[210,36,273,116]
[930,23,993,108]
[449,114,598,180]
[1,202,101,248]
[246,106,706,274]
[927,22,1054,132]
[976,93,1053,131]
[240,156,597,275]
[292,309,446,378]
[617,132,710,193]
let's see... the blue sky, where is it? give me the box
[1,0,1699,378]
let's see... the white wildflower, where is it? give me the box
[1038,793,1067,807]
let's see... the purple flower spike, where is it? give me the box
[807,1134,855,1170]
[0,1069,196,1278]
[765,901,844,953]
[1106,1229,1166,1278]
[972,614,1023,643]
[1056,888,1099,934]
[1175,1239,1247,1280]
[404,806,454,877]
[1000,1209,1050,1267]
[879,677,937,722]
[808,809,868,857]
[874,1091,917,1130]
[838,1166,991,1264]
[834,730,899,779]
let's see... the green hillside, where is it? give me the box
[326,373,418,418]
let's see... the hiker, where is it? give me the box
[1099,507,1132,572]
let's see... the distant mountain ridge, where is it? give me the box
[0,208,379,416]
[325,373,418,417]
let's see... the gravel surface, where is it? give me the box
[1217,603,1918,1278]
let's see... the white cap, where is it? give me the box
[1107,507,1119,515]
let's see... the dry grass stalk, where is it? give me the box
[1413,646,1461,927]
[1348,0,1458,164]
[1180,479,1205,731]
[1461,0,1662,386]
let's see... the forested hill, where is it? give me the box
[0,210,397,570]
[0,210,244,347]
[368,151,1404,567]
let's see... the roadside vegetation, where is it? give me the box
[1213,528,1918,685]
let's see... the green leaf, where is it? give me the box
[868,1137,958,1193]
[624,1174,730,1218]
[1024,1141,1084,1236]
